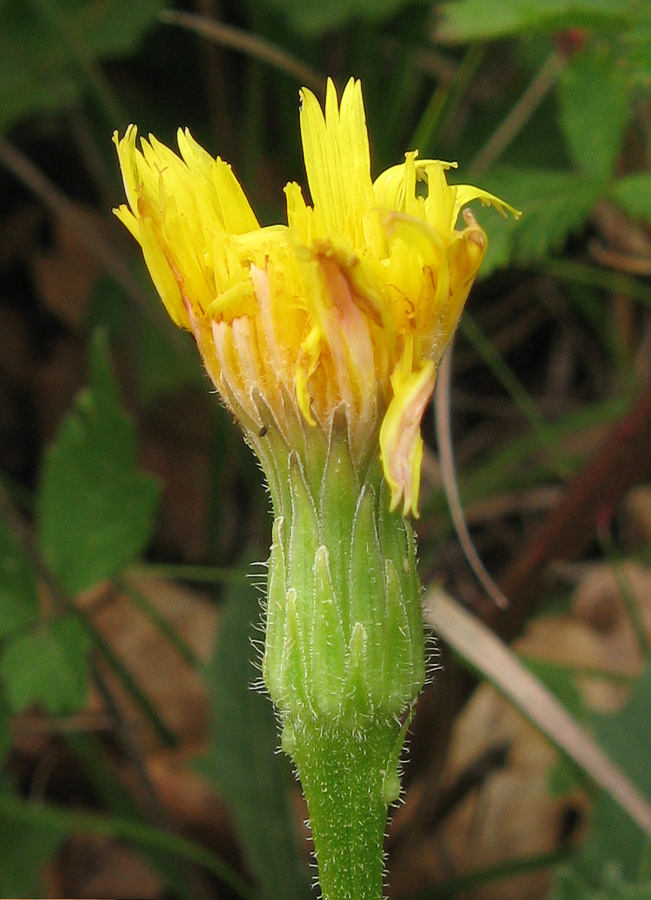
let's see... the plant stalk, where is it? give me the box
[287,717,402,900]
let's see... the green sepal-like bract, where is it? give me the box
[262,411,425,726]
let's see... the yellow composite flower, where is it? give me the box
[114,77,518,516]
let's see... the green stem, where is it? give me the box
[288,718,401,900]
[409,43,485,157]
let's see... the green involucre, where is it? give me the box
[262,414,425,726]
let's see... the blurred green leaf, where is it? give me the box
[522,658,585,720]
[609,173,651,224]
[436,0,631,43]
[478,167,600,274]
[87,277,203,405]
[62,0,165,57]
[558,46,629,180]
[0,0,163,132]
[197,580,310,900]
[0,28,77,132]
[0,615,91,714]
[623,21,651,83]
[551,659,651,895]
[0,694,11,767]
[37,330,159,596]
[584,659,651,879]
[251,0,428,35]
[552,865,651,898]
[0,795,65,898]
[548,752,589,798]
[521,659,591,799]
[0,518,39,639]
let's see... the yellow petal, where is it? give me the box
[379,360,437,517]
[113,126,141,215]
[299,78,375,243]
[136,208,190,328]
[452,185,522,222]
[374,156,457,213]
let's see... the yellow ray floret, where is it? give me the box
[114,77,519,517]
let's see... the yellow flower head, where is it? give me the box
[114,78,517,516]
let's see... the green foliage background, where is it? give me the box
[0,0,650,897]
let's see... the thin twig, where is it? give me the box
[497,371,651,633]
[193,0,235,156]
[0,139,133,291]
[12,712,114,735]
[0,137,189,358]
[589,243,651,277]
[160,9,325,95]
[591,200,651,259]
[435,349,509,609]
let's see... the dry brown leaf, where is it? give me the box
[621,484,651,549]
[81,574,218,753]
[394,566,651,900]
[29,212,100,330]
[50,835,163,900]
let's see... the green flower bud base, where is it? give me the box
[253,405,426,900]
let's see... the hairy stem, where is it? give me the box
[287,718,403,900]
